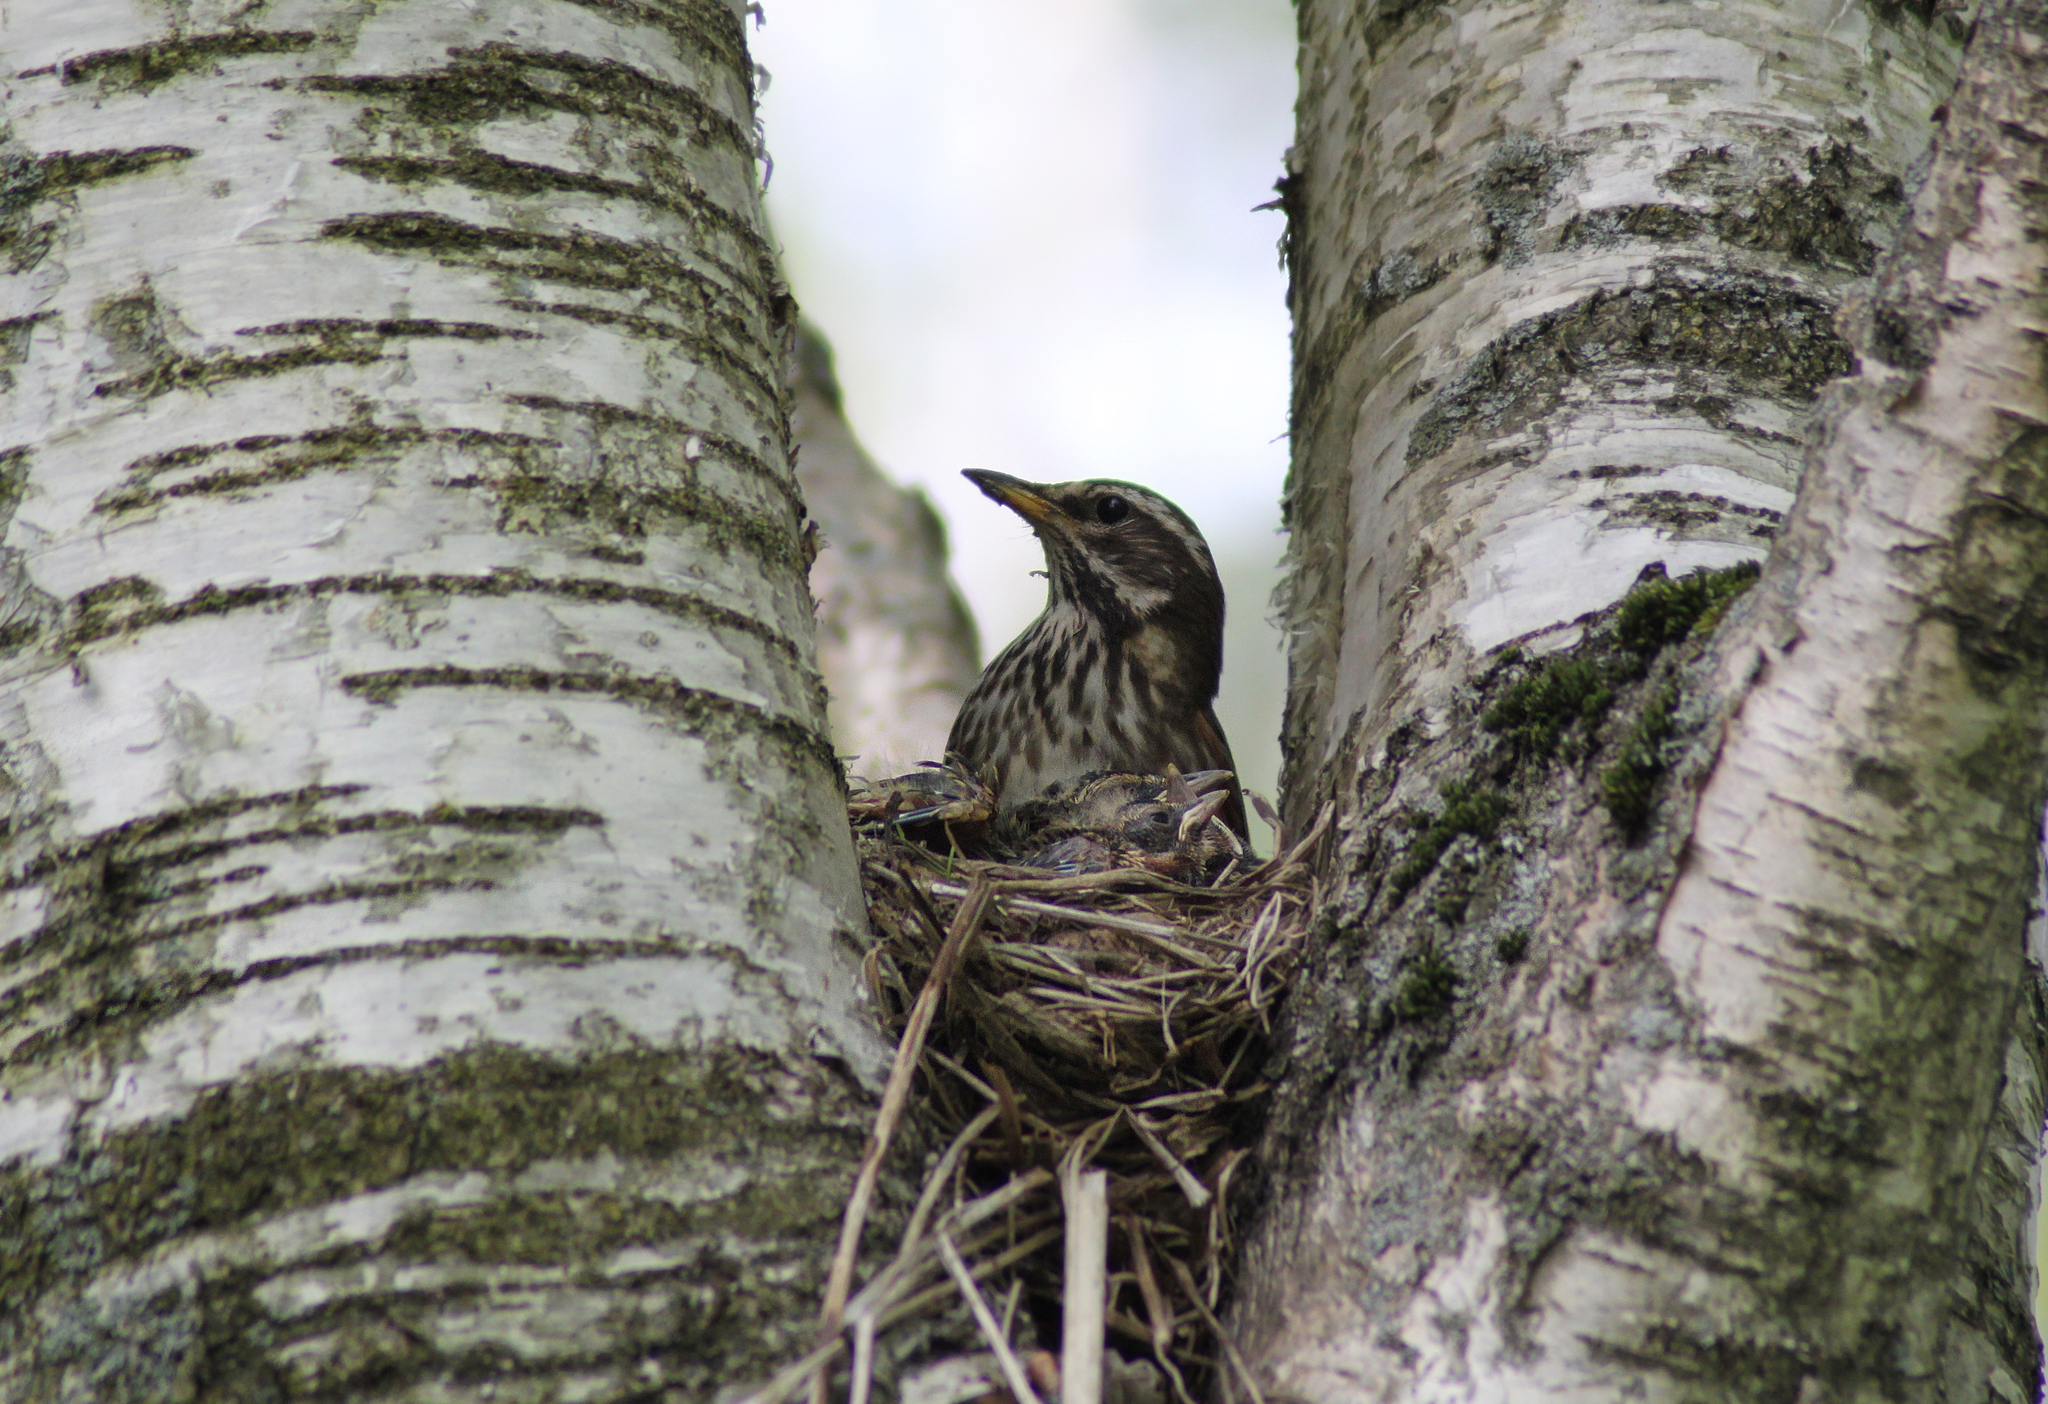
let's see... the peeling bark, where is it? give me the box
[0,2,886,1398]
[1241,0,2048,1397]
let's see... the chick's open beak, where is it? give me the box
[1177,789,1230,843]
[963,469,1061,526]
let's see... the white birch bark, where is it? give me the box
[0,2,882,1397]
[1276,0,1962,810]
[790,325,979,776]
[1238,0,2048,1396]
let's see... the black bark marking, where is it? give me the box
[301,44,754,153]
[340,665,839,774]
[1561,140,1905,275]
[40,31,318,89]
[1407,280,1849,466]
[89,316,532,401]
[63,570,804,663]
[320,211,784,416]
[1475,136,1575,268]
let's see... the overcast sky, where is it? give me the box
[754,0,1297,808]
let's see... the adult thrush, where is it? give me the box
[945,470,1245,836]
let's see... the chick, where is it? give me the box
[1020,766,1243,884]
[848,756,997,843]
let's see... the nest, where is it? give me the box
[744,791,1329,1404]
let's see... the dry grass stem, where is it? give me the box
[817,880,997,1353]
[1060,1162,1109,1404]
[937,1229,1045,1404]
[1168,1256,1267,1404]
[1120,1109,1212,1209]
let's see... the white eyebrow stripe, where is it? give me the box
[1128,492,1212,561]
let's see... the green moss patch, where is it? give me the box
[1600,682,1679,839]
[1615,560,1761,654]
[1388,948,1460,1022]
[1484,562,1759,767]
[1366,561,1765,933]
[1388,780,1510,900]
[1483,656,1615,758]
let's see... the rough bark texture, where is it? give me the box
[1237,0,2048,1397]
[791,325,979,776]
[1275,0,1964,825]
[0,3,884,1399]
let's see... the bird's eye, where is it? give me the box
[1095,495,1130,525]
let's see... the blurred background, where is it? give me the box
[754,0,1297,837]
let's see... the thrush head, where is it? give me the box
[945,470,1246,836]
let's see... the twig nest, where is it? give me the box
[830,791,1329,1400]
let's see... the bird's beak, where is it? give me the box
[963,469,1060,526]
[1177,789,1230,843]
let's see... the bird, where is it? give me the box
[1021,766,1243,883]
[847,756,997,831]
[945,469,1245,837]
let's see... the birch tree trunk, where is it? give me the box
[0,3,883,1399]
[1274,0,1960,800]
[1237,0,2048,1396]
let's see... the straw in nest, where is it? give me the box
[740,795,1330,1404]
